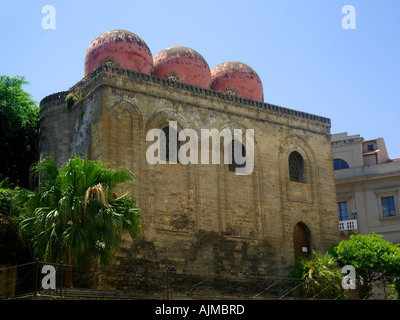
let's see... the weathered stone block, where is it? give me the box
[39,66,340,292]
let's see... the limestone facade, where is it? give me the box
[332,132,400,242]
[39,65,340,287]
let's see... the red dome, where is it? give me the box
[211,61,263,101]
[84,30,153,76]
[153,46,211,88]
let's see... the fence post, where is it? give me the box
[59,261,63,296]
[247,273,250,300]
[34,259,39,296]
[166,268,169,300]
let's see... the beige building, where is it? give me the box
[332,132,400,242]
[39,30,340,290]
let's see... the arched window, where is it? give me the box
[161,125,180,163]
[165,71,181,82]
[333,159,349,170]
[104,60,114,67]
[289,151,305,183]
[99,56,120,68]
[223,86,240,96]
[229,140,246,172]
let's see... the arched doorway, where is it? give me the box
[293,222,311,260]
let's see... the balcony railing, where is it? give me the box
[339,219,358,231]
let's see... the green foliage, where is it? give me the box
[289,234,400,300]
[290,251,344,299]
[0,177,14,189]
[330,233,400,299]
[0,188,30,265]
[16,155,143,267]
[65,91,83,111]
[330,233,400,281]
[65,92,77,110]
[388,279,400,300]
[0,188,13,215]
[0,75,39,188]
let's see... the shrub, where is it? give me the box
[290,251,344,299]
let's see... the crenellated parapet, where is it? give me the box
[40,65,331,126]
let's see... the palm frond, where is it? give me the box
[17,155,142,266]
[84,183,109,214]
[29,156,59,185]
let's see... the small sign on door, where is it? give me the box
[302,247,308,253]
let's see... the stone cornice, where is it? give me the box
[40,65,331,126]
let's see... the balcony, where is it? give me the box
[339,219,358,231]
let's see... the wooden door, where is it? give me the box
[293,223,310,260]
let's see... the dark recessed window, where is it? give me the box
[229,140,246,173]
[223,86,239,96]
[289,151,305,183]
[99,56,120,68]
[367,144,374,151]
[333,159,350,170]
[382,196,396,217]
[337,202,348,221]
[165,71,181,82]
[161,126,180,163]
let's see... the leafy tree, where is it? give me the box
[389,279,400,300]
[330,233,400,299]
[0,75,39,188]
[16,155,142,267]
[290,250,344,299]
[0,187,30,265]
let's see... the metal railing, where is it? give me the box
[0,260,395,300]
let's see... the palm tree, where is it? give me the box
[16,155,142,268]
[290,251,344,299]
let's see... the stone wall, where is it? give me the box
[39,66,340,290]
[0,265,16,299]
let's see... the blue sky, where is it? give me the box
[1,0,399,158]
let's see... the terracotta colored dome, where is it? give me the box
[84,30,153,76]
[153,46,211,88]
[211,61,263,101]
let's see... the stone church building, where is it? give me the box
[39,30,340,289]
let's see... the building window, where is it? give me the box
[338,202,348,221]
[223,86,240,96]
[225,90,236,96]
[165,71,181,82]
[382,196,396,217]
[229,140,246,173]
[99,56,120,68]
[289,151,305,183]
[367,144,374,151]
[333,159,349,170]
[161,126,180,163]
